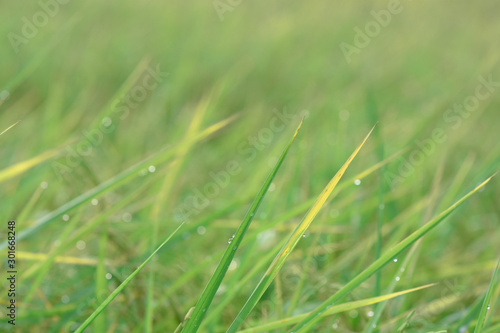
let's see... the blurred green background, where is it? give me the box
[1,0,499,332]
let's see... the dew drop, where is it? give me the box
[354,179,361,186]
[76,240,86,250]
[62,214,70,221]
[393,258,398,262]
[228,259,238,271]
[228,234,235,244]
[197,226,206,235]
[40,181,48,189]
[61,295,70,304]
[91,198,99,206]
[122,212,132,222]
[148,165,156,173]
[395,276,400,282]
[367,310,374,317]
[105,273,112,280]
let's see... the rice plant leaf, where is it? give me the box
[237,284,435,333]
[291,174,495,332]
[181,120,303,333]
[474,255,500,333]
[73,223,183,333]
[226,125,376,333]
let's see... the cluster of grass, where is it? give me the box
[1,0,500,332]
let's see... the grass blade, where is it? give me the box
[181,120,303,332]
[0,120,20,136]
[0,116,235,250]
[238,284,435,333]
[146,97,209,332]
[291,174,495,332]
[226,125,376,333]
[73,223,184,333]
[474,255,500,332]
[0,146,61,184]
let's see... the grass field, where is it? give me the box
[1,1,500,332]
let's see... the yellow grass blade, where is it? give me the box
[0,147,61,184]
[226,124,376,332]
[238,284,435,333]
[0,121,20,136]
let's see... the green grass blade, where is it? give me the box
[474,255,500,332]
[0,116,234,250]
[181,120,303,333]
[291,174,495,332]
[226,125,376,333]
[238,284,435,333]
[146,97,208,332]
[73,223,184,333]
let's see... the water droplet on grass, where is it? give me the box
[76,240,86,250]
[354,179,361,186]
[122,212,132,222]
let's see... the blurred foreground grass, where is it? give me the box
[1,1,499,332]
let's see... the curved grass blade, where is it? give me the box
[237,284,435,333]
[226,125,376,333]
[73,223,183,333]
[181,120,303,333]
[474,255,500,333]
[291,174,495,332]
